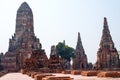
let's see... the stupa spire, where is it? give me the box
[95,17,119,69]
[104,17,108,26]
[72,32,88,70]
[17,2,32,12]
[15,2,34,39]
[76,32,84,53]
[100,17,114,49]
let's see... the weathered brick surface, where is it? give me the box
[35,75,46,80]
[26,72,32,76]
[72,32,88,70]
[97,71,120,77]
[31,72,40,78]
[38,68,50,73]
[61,70,71,74]
[81,71,98,76]
[42,76,73,80]
[24,50,48,71]
[0,70,8,77]
[34,74,53,80]
[1,2,48,72]
[21,69,26,74]
[71,70,81,75]
[95,17,119,70]
[48,45,63,73]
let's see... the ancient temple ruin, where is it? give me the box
[1,2,48,72]
[72,32,88,70]
[48,45,63,72]
[95,17,120,70]
[23,50,48,71]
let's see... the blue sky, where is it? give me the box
[0,0,120,63]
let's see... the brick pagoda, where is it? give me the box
[1,2,48,72]
[95,17,119,70]
[72,32,88,70]
[48,45,63,72]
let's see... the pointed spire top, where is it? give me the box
[103,17,109,32]
[78,32,80,37]
[21,2,28,6]
[103,17,110,34]
[100,17,114,48]
[78,32,81,41]
[18,2,32,12]
[76,32,83,49]
[75,32,85,55]
[104,17,107,22]
[104,17,108,27]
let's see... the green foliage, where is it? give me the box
[56,42,75,61]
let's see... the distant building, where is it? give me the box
[48,45,63,72]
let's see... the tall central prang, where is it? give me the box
[15,2,34,40]
[9,2,41,51]
[1,2,48,72]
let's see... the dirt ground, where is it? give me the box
[0,73,120,80]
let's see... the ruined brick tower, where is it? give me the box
[48,45,63,72]
[72,32,88,70]
[95,17,119,70]
[2,2,48,71]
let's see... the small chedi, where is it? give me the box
[48,45,63,72]
[1,2,48,72]
[72,32,88,70]
[95,17,120,70]
[24,50,48,71]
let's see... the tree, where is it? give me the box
[56,42,75,61]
